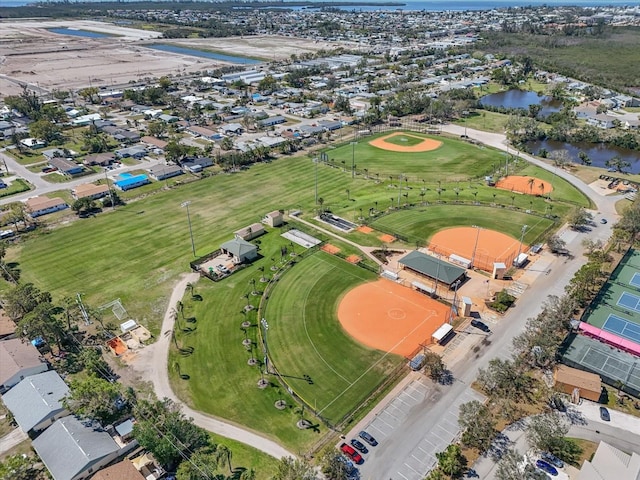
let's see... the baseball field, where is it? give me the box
[4,130,590,453]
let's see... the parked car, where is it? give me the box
[350,438,368,454]
[359,431,378,446]
[535,459,558,476]
[599,406,610,421]
[540,452,564,469]
[600,218,608,224]
[549,395,566,412]
[340,443,363,464]
[470,319,490,332]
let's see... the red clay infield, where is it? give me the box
[338,279,449,357]
[357,226,374,234]
[429,227,525,272]
[379,233,396,243]
[345,255,362,264]
[495,175,553,195]
[321,244,340,254]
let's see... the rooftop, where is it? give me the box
[0,338,47,386]
[399,250,466,285]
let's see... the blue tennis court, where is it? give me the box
[631,272,640,288]
[603,314,640,344]
[617,292,640,313]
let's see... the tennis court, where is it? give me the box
[630,272,640,288]
[617,291,640,313]
[602,314,640,344]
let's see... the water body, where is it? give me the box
[147,44,262,65]
[480,90,562,118]
[6,0,639,10]
[47,27,111,38]
[527,139,640,173]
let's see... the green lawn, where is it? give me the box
[0,179,31,199]
[454,111,509,134]
[517,164,592,207]
[383,134,426,147]
[266,253,398,424]
[322,131,506,179]
[207,433,280,480]
[371,205,555,246]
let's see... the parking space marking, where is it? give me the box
[396,471,409,480]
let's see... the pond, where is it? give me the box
[47,28,112,38]
[480,90,561,118]
[147,44,262,65]
[527,139,640,173]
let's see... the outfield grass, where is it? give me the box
[517,164,592,208]
[453,111,509,134]
[371,205,554,246]
[266,253,398,424]
[323,131,505,179]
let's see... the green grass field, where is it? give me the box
[371,205,554,246]
[265,253,399,424]
[517,164,592,208]
[323,131,505,179]
[383,134,426,147]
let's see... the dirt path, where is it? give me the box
[0,427,27,455]
[129,272,294,460]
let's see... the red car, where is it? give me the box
[340,443,364,464]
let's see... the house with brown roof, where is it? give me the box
[0,309,16,340]
[72,183,110,200]
[262,210,284,227]
[91,460,145,480]
[140,136,168,150]
[25,196,68,218]
[0,338,48,393]
[187,125,219,139]
[554,364,601,402]
[48,157,84,175]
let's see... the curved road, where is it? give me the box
[130,272,295,460]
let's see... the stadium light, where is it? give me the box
[516,224,529,260]
[350,141,357,179]
[471,225,482,269]
[181,201,196,257]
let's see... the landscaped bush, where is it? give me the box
[486,289,516,313]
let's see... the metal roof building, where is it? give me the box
[399,251,467,286]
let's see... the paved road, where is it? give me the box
[129,272,295,460]
[0,427,28,455]
[354,125,621,480]
[0,147,163,206]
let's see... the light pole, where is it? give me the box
[104,170,115,210]
[261,317,269,374]
[313,157,318,204]
[516,224,528,260]
[470,225,482,269]
[181,201,196,257]
[350,141,357,179]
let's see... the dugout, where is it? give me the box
[432,323,455,345]
[399,251,467,288]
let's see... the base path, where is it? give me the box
[495,175,553,195]
[338,279,449,357]
[429,226,523,272]
[130,272,294,460]
[369,132,443,153]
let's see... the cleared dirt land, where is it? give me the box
[0,20,334,97]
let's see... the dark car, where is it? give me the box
[549,396,566,412]
[359,431,378,447]
[600,406,610,421]
[470,319,490,332]
[535,459,558,476]
[340,443,363,464]
[600,218,608,224]
[350,439,368,454]
[541,452,564,469]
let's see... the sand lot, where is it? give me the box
[0,20,334,97]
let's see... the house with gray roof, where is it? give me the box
[0,338,48,393]
[220,237,258,264]
[398,250,467,287]
[1,370,69,434]
[33,416,123,480]
[147,164,184,181]
[578,441,640,480]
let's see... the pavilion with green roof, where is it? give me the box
[398,251,467,287]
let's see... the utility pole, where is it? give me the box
[516,224,529,261]
[104,170,115,210]
[471,225,482,269]
[314,157,318,204]
[350,141,357,179]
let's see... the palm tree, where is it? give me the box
[419,190,426,205]
[346,189,350,201]
[186,282,194,298]
[216,445,233,473]
[176,300,184,318]
[511,194,515,206]
[472,191,478,203]
[539,182,545,197]
[363,168,368,179]
[528,177,535,194]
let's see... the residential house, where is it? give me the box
[221,123,243,135]
[318,119,343,131]
[33,416,124,480]
[101,126,140,144]
[114,174,150,191]
[72,113,102,126]
[262,210,284,227]
[158,114,179,123]
[91,460,146,480]
[25,196,69,218]
[115,145,146,159]
[147,164,184,181]
[1,370,69,434]
[130,452,165,480]
[578,441,640,480]
[72,183,110,200]
[182,156,213,173]
[258,136,287,148]
[0,338,48,393]
[220,237,258,264]
[586,114,616,129]
[140,135,168,151]
[83,152,115,167]
[623,119,640,130]
[0,309,16,340]
[257,115,286,128]
[187,125,220,140]
[49,157,84,176]
[21,137,46,149]
[234,222,265,241]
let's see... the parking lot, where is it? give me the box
[358,377,484,480]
